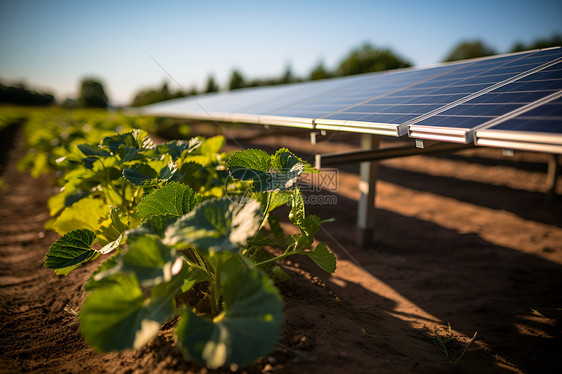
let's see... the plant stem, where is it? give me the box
[182,257,207,274]
[191,248,207,269]
[453,331,477,366]
[258,192,271,231]
[254,250,299,267]
[212,253,223,317]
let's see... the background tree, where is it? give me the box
[0,82,55,106]
[279,64,295,84]
[228,69,245,90]
[510,33,562,53]
[309,60,332,81]
[130,81,187,107]
[77,78,108,108]
[442,40,496,62]
[336,43,412,76]
[205,75,219,93]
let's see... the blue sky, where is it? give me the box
[1,0,560,105]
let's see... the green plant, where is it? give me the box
[432,323,477,368]
[42,128,336,369]
[17,108,158,178]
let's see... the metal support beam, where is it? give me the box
[356,134,380,248]
[313,140,473,248]
[547,154,560,199]
[316,142,472,168]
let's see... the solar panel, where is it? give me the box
[475,90,562,153]
[273,64,462,136]
[408,48,562,142]
[141,74,371,128]
[140,47,562,152]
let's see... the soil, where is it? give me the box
[1,125,561,374]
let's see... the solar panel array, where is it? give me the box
[141,47,562,153]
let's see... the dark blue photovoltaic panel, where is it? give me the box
[475,92,562,152]
[319,49,558,126]
[142,76,366,121]
[411,58,562,130]
[238,74,370,116]
[482,96,562,133]
[265,64,462,119]
[485,118,562,134]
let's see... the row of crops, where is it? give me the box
[3,107,336,369]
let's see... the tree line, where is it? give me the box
[131,34,561,107]
[1,34,560,108]
[0,83,55,106]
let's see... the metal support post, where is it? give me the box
[547,154,560,199]
[356,134,380,248]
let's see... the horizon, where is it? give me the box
[1,0,561,105]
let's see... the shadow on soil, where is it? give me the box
[301,190,562,374]
[378,165,562,227]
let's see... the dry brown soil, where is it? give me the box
[1,126,561,374]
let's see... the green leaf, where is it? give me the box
[227,149,303,192]
[126,215,177,239]
[163,197,262,252]
[158,161,178,182]
[123,164,158,187]
[300,215,323,237]
[266,190,292,213]
[97,207,129,248]
[227,149,271,173]
[198,135,224,156]
[271,148,303,173]
[267,214,284,239]
[229,168,270,188]
[44,229,97,275]
[137,182,199,221]
[176,268,283,368]
[101,129,154,152]
[64,189,90,207]
[46,196,110,236]
[80,274,174,351]
[304,243,337,273]
[121,147,140,162]
[84,254,126,291]
[231,168,302,192]
[121,236,184,287]
[102,130,155,162]
[271,147,318,174]
[181,266,210,293]
[157,139,202,160]
[77,143,111,158]
[47,188,89,217]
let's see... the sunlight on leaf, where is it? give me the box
[304,243,337,273]
[163,197,262,252]
[44,229,97,275]
[137,182,199,220]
